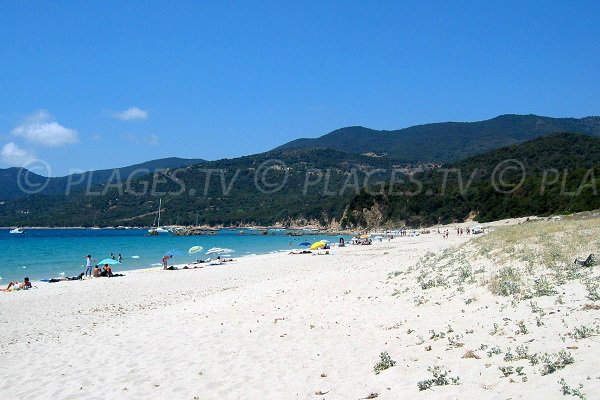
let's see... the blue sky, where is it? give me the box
[1,1,599,176]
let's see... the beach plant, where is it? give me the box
[487,346,502,358]
[429,329,446,340]
[489,266,522,296]
[515,345,530,360]
[532,275,558,297]
[417,365,460,391]
[529,301,545,315]
[569,325,599,340]
[515,320,529,335]
[489,323,503,336]
[373,352,396,375]
[540,351,575,375]
[447,334,464,348]
[558,378,586,399]
[499,366,514,377]
[529,352,540,366]
[503,348,514,362]
[388,271,402,279]
[584,279,600,301]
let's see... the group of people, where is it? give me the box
[84,254,124,278]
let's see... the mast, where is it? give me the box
[157,198,162,228]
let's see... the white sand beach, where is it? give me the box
[1,217,599,400]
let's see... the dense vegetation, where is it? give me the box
[341,133,600,228]
[275,114,600,162]
[0,149,405,227]
[2,115,600,228]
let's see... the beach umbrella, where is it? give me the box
[299,241,311,247]
[360,234,370,239]
[97,258,121,265]
[206,247,235,255]
[188,245,204,255]
[309,241,326,250]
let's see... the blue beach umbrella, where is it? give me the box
[299,241,311,247]
[97,258,121,266]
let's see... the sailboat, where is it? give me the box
[90,211,101,229]
[148,199,170,234]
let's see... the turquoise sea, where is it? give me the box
[0,228,349,283]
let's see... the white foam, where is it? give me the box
[131,256,140,259]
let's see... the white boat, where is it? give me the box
[9,228,25,234]
[148,199,170,235]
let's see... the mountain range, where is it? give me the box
[0,157,204,201]
[1,114,599,227]
[274,114,600,162]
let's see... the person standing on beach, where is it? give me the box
[162,254,172,270]
[84,255,94,277]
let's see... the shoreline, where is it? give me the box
[2,215,597,399]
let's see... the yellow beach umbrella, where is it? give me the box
[360,234,370,239]
[310,241,326,250]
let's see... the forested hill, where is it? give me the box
[341,133,600,228]
[275,114,600,162]
[0,148,409,227]
[0,157,205,201]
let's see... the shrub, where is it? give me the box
[373,352,396,375]
[540,351,574,375]
[490,267,522,296]
[533,275,558,297]
[417,366,460,391]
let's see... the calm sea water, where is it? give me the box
[0,228,349,283]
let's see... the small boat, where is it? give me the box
[148,199,170,235]
[9,228,25,234]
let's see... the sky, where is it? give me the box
[1,1,599,176]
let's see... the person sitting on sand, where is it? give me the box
[5,277,32,291]
[93,265,101,277]
[100,264,113,277]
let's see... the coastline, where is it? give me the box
[2,216,598,399]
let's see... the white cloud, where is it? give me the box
[12,110,79,147]
[112,107,148,121]
[0,142,36,167]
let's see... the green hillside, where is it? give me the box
[275,114,600,162]
[0,149,405,227]
[341,133,600,228]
